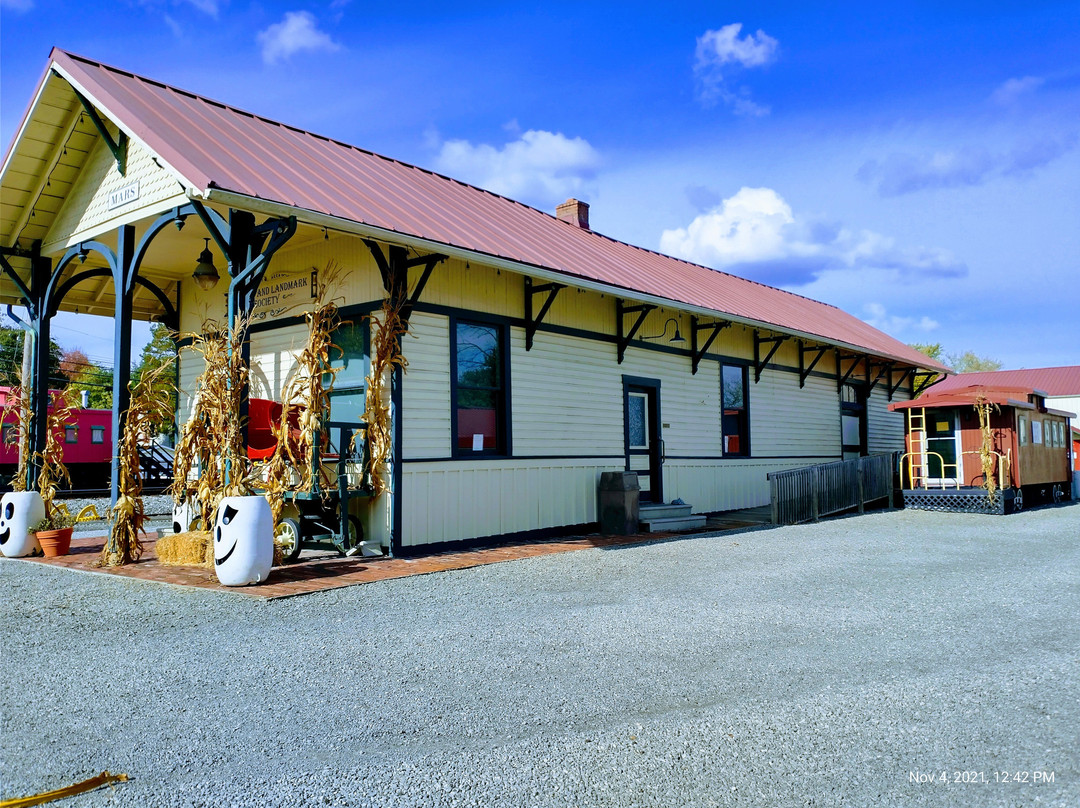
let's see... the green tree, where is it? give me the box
[908,343,1003,373]
[131,323,178,438]
[60,348,113,408]
[0,326,62,388]
[944,351,1003,373]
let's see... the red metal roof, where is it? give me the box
[889,385,1039,411]
[34,49,945,371]
[929,367,1080,397]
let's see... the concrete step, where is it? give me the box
[640,514,708,533]
[639,503,693,520]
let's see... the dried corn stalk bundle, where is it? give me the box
[362,296,408,498]
[102,359,176,567]
[1,374,32,492]
[33,389,77,519]
[171,315,254,529]
[275,262,346,499]
[974,394,1001,497]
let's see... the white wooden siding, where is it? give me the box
[750,369,840,457]
[401,312,452,459]
[867,387,905,454]
[402,459,623,546]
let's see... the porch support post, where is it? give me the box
[110,225,136,503]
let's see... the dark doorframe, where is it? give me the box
[623,375,662,503]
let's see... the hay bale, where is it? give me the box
[156,530,212,567]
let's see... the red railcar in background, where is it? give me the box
[0,387,113,489]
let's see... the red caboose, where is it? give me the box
[0,387,113,489]
[889,384,1073,513]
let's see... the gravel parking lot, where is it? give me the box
[2,504,1078,807]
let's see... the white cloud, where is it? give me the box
[696,23,778,69]
[694,23,778,114]
[182,0,222,15]
[0,0,35,10]
[858,135,1077,196]
[434,129,601,210]
[257,11,341,65]
[659,186,965,287]
[862,302,939,336]
[991,75,1044,105]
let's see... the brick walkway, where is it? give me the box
[12,511,771,600]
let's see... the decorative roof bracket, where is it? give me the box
[616,300,656,364]
[70,84,128,176]
[887,367,915,401]
[525,277,565,351]
[798,341,829,388]
[362,239,446,326]
[754,331,789,382]
[691,317,730,375]
[867,361,893,394]
[836,351,867,392]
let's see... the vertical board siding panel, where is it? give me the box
[402,312,451,459]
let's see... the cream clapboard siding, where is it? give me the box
[401,312,452,459]
[749,368,840,458]
[45,137,187,251]
[867,386,905,454]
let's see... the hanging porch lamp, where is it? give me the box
[192,238,220,290]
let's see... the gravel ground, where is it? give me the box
[2,504,1078,807]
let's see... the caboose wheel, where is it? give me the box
[275,518,303,562]
[1012,488,1024,512]
[1053,484,1063,504]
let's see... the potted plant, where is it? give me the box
[31,509,77,557]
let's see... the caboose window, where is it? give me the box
[64,425,78,444]
[1,423,15,446]
[91,426,105,444]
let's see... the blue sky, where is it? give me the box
[2,1,1078,370]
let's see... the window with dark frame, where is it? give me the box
[91,425,105,444]
[721,364,748,457]
[1,423,16,447]
[64,425,78,444]
[323,320,369,455]
[453,320,507,456]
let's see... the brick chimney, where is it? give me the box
[556,198,590,230]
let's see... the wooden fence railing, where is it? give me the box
[767,452,898,526]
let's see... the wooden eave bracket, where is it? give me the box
[691,317,730,375]
[70,85,128,176]
[912,371,943,398]
[798,341,829,388]
[362,239,447,323]
[836,351,867,393]
[525,276,565,351]
[867,361,893,394]
[888,366,915,401]
[753,331,789,382]
[616,300,656,364]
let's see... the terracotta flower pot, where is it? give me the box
[36,526,73,557]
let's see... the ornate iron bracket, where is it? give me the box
[798,341,829,388]
[690,317,730,375]
[524,277,565,351]
[753,331,789,382]
[616,300,656,364]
